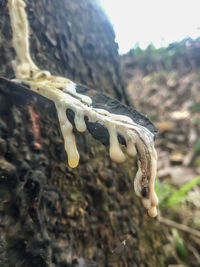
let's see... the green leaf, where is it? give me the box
[164,176,200,207]
[190,102,200,113]
[172,229,188,263]
[193,139,200,155]
[155,179,175,205]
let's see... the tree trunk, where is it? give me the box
[0,0,165,266]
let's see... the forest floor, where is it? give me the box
[122,64,200,266]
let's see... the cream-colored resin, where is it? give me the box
[8,0,159,217]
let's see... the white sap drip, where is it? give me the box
[149,154,158,207]
[106,123,126,163]
[64,81,92,105]
[31,82,159,216]
[56,103,79,168]
[8,0,159,217]
[74,111,87,132]
[134,168,143,197]
[125,131,137,157]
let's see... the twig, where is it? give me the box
[158,216,200,238]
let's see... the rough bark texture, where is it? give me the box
[0,0,165,266]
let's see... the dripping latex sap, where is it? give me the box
[7,0,159,217]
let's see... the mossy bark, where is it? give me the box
[0,0,165,266]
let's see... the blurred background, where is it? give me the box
[99,0,200,265]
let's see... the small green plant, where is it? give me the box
[194,155,200,166]
[172,228,189,263]
[149,114,159,122]
[155,179,176,205]
[193,139,200,155]
[190,102,200,113]
[155,176,200,207]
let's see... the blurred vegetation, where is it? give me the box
[155,177,200,265]
[122,36,200,266]
[156,176,200,208]
[172,228,189,264]
[190,101,200,113]
[125,37,200,74]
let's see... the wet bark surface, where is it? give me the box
[0,1,165,266]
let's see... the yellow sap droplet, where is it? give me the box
[110,146,126,163]
[68,154,79,168]
[148,206,157,217]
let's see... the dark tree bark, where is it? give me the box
[0,1,165,266]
